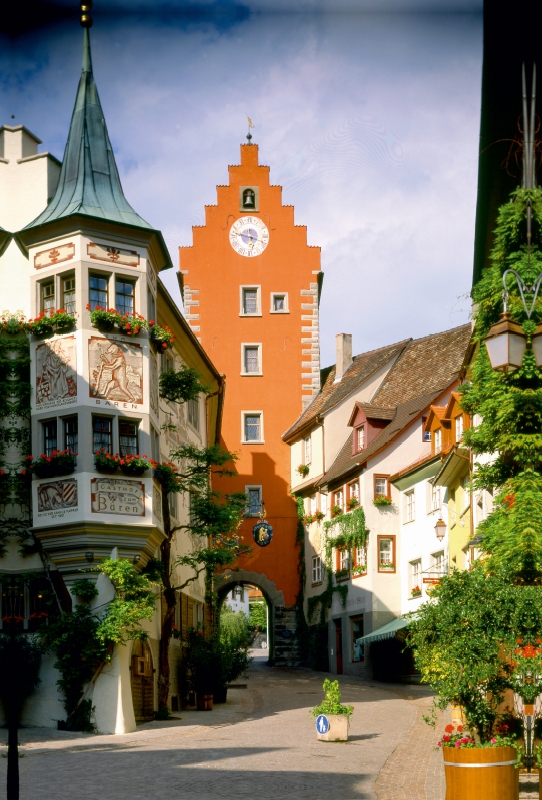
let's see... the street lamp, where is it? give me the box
[434,518,447,542]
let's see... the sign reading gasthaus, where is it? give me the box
[91,478,145,516]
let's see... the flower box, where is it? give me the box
[316,714,349,742]
[335,569,350,582]
[27,451,76,479]
[331,505,342,518]
[119,454,154,476]
[314,511,325,522]
[346,498,359,510]
[94,450,120,473]
[411,586,422,597]
[149,322,175,352]
[379,562,395,571]
[351,565,367,577]
[373,495,392,507]
[442,745,518,800]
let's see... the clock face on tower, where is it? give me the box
[229,216,269,257]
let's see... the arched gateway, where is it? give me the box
[216,569,298,667]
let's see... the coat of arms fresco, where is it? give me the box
[89,337,143,404]
[36,337,77,409]
[36,479,78,520]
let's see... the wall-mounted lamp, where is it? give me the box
[133,554,141,564]
[85,551,94,563]
[434,518,447,542]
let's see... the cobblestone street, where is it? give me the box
[1,653,537,799]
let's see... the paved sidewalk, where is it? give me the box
[1,654,534,799]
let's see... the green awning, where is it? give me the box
[357,614,417,644]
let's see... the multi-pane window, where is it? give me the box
[62,277,76,315]
[243,346,260,374]
[410,559,421,592]
[349,481,359,501]
[434,429,442,453]
[355,546,367,569]
[374,476,389,498]
[339,548,351,571]
[351,616,364,662]
[41,281,55,313]
[312,555,322,584]
[64,416,78,454]
[188,398,199,430]
[378,536,395,571]
[151,426,160,462]
[333,488,343,511]
[320,492,328,515]
[455,415,464,441]
[116,279,135,315]
[431,483,440,512]
[246,486,262,516]
[304,435,312,465]
[357,426,365,451]
[405,490,415,522]
[244,413,262,442]
[119,420,138,457]
[93,417,112,452]
[310,495,317,515]
[242,288,259,315]
[89,275,108,310]
[272,294,286,312]
[42,420,57,456]
[432,550,445,576]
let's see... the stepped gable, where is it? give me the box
[282,339,410,441]
[372,323,472,407]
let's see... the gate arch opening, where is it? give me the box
[131,639,154,721]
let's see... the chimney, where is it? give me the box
[335,333,352,382]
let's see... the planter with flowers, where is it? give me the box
[27,310,76,337]
[314,510,325,523]
[373,495,392,507]
[1,313,26,335]
[149,321,175,352]
[297,464,310,478]
[26,450,77,479]
[438,724,519,800]
[331,505,342,518]
[117,312,147,337]
[411,586,422,597]
[346,497,359,510]
[379,562,395,571]
[310,679,353,742]
[334,568,350,582]
[303,514,314,525]
[119,454,154,477]
[351,564,367,577]
[94,450,120,474]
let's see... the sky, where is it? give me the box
[1,1,483,366]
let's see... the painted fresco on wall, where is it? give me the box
[89,337,143,405]
[34,242,75,269]
[36,478,78,520]
[36,337,77,409]
[153,484,162,521]
[91,477,145,516]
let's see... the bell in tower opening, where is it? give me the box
[240,186,258,211]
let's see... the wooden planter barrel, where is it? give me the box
[443,746,518,800]
[197,693,213,711]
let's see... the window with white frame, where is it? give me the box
[245,485,263,517]
[356,426,365,451]
[338,548,351,571]
[242,344,262,375]
[455,414,464,441]
[410,559,421,593]
[432,550,445,576]
[434,428,442,453]
[312,555,322,584]
[354,545,367,571]
[430,482,440,512]
[240,286,260,316]
[270,292,288,313]
[242,412,263,442]
[304,435,312,465]
[333,488,344,511]
[41,280,55,313]
[349,481,359,502]
[320,492,328,515]
[405,489,415,522]
[374,476,389,498]
[378,536,395,571]
[188,397,200,430]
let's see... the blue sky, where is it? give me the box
[1,1,483,366]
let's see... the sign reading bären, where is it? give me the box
[91,477,145,517]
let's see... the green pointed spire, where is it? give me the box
[23,28,153,233]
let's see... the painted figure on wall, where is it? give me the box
[36,337,77,407]
[89,337,143,404]
[37,479,78,512]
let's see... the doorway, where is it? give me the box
[334,619,343,674]
[131,640,154,721]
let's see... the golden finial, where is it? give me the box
[80,0,93,28]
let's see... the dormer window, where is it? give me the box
[434,429,442,453]
[455,415,464,442]
[356,426,365,451]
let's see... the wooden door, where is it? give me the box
[131,640,154,720]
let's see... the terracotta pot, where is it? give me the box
[197,693,213,711]
[443,745,518,800]
[316,714,349,742]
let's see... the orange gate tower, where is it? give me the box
[179,142,322,664]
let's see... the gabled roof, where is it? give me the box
[444,391,463,419]
[282,339,409,441]
[424,405,447,431]
[19,29,171,270]
[314,323,472,489]
[347,402,395,427]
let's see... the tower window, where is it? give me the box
[245,485,263,516]
[93,416,112,452]
[243,412,263,442]
[116,279,135,315]
[42,420,58,456]
[270,292,289,313]
[242,344,262,375]
[240,286,261,316]
[64,416,78,454]
[89,275,108,310]
[41,281,55,313]
[62,276,76,315]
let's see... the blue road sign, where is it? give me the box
[316,714,329,734]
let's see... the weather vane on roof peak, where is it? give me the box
[80,0,93,28]
[246,115,255,144]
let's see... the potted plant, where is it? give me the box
[149,321,175,352]
[331,505,342,518]
[411,585,422,597]
[87,304,119,331]
[297,464,310,478]
[26,311,54,336]
[94,449,120,473]
[214,607,252,704]
[185,628,215,711]
[310,679,353,741]
[335,568,350,582]
[50,309,76,332]
[314,510,325,522]
[346,497,359,510]
[373,495,392,506]
[303,514,314,525]
[119,454,153,477]
[117,312,147,337]
[172,625,180,639]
